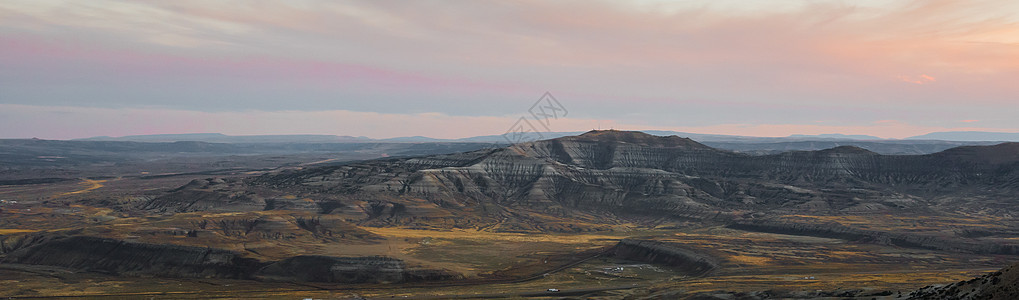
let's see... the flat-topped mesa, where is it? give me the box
[815,145,879,155]
[560,130,714,150]
[506,130,726,170]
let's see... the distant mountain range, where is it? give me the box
[787,133,883,140]
[905,131,1019,141]
[77,133,373,143]
[77,130,1019,144]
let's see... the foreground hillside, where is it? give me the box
[1,130,1017,298]
[907,262,1019,299]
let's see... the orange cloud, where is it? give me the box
[898,74,937,84]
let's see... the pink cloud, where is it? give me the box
[2,1,1019,138]
[0,36,519,94]
[898,74,937,84]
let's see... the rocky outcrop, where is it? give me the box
[142,178,265,213]
[1,236,261,279]
[729,220,1019,255]
[0,233,58,255]
[908,262,1019,299]
[609,239,717,276]
[0,236,457,283]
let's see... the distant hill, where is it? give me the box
[378,136,446,142]
[454,131,882,143]
[77,133,372,143]
[701,140,999,155]
[907,131,1019,142]
[75,131,798,144]
[787,133,883,140]
[71,131,1006,155]
[0,138,498,171]
[79,131,1019,144]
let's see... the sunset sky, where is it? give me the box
[2,0,1018,139]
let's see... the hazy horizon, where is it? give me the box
[8,129,1019,142]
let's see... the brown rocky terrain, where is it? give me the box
[2,130,1018,298]
[217,130,1019,243]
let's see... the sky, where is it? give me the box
[1,0,1018,139]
